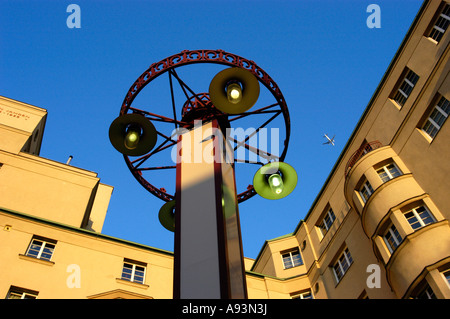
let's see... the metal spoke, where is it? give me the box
[228,102,280,122]
[148,140,177,157]
[168,71,178,130]
[228,136,279,161]
[156,130,177,143]
[129,107,187,127]
[233,110,281,152]
[234,158,265,165]
[131,131,177,169]
[136,165,176,171]
[169,69,209,109]
[169,69,195,110]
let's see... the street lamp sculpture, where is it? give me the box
[109,49,297,299]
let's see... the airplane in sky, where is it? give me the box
[323,134,335,146]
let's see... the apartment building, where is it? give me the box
[0,0,449,299]
[251,0,450,299]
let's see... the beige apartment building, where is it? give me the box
[0,0,449,299]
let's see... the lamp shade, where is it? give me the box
[109,113,157,156]
[209,67,260,114]
[158,200,176,232]
[253,162,297,200]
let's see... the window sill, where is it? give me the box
[426,36,439,45]
[283,263,304,270]
[389,98,403,111]
[115,278,149,289]
[416,127,434,144]
[18,254,55,266]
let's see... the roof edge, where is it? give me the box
[0,206,173,256]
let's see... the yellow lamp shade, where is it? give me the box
[158,200,176,232]
[109,114,157,156]
[209,67,260,114]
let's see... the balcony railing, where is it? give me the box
[345,141,383,177]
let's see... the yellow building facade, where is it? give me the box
[1,0,449,299]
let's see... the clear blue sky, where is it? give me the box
[0,0,423,259]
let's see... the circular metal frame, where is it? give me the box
[117,49,291,203]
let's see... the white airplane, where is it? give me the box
[323,134,335,146]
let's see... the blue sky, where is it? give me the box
[0,0,423,259]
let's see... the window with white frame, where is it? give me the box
[25,237,56,261]
[292,290,313,299]
[428,3,450,43]
[422,96,449,139]
[281,248,303,269]
[383,223,403,253]
[332,248,353,283]
[442,269,450,287]
[392,68,419,107]
[318,208,336,237]
[121,260,146,284]
[377,162,402,183]
[403,205,436,231]
[6,286,38,299]
[359,179,374,203]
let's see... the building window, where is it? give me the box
[318,208,336,237]
[416,284,437,299]
[292,290,313,299]
[442,269,450,287]
[403,205,436,231]
[25,237,56,261]
[6,286,38,299]
[282,249,303,269]
[377,163,402,183]
[383,224,403,253]
[332,248,353,283]
[422,96,449,139]
[391,68,419,107]
[359,179,374,203]
[121,260,146,284]
[428,3,450,43]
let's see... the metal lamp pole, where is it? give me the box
[109,49,294,300]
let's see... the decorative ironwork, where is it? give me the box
[118,49,291,203]
[345,141,383,177]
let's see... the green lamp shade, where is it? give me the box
[158,200,176,232]
[109,113,157,156]
[253,162,297,200]
[209,67,260,114]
